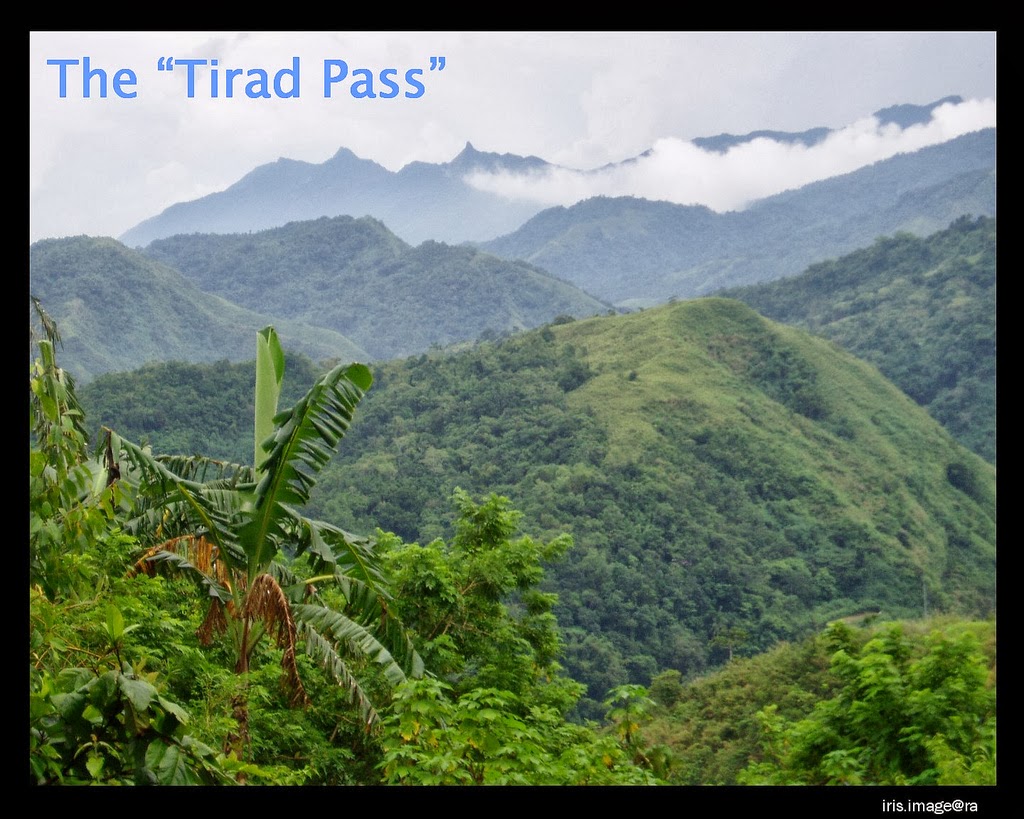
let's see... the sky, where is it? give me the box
[29,31,997,244]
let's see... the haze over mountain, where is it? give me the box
[120,143,554,248]
[118,97,991,251]
[479,128,994,306]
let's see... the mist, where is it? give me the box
[462,98,996,213]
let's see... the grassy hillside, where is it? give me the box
[716,216,995,462]
[82,300,995,715]
[29,236,367,382]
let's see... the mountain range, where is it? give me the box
[140,215,609,361]
[34,93,996,712]
[717,215,995,462]
[32,96,995,428]
[118,96,985,254]
[119,142,551,248]
[28,236,368,382]
[30,220,608,380]
[479,128,994,306]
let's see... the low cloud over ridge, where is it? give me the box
[462,98,996,213]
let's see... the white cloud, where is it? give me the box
[29,32,996,242]
[461,98,996,213]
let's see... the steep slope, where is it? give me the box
[141,215,610,360]
[82,300,995,713]
[29,236,368,382]
[479,129,995,305]
[716,216,995,462]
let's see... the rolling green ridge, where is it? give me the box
[29,236,367,382]
[81,299,995,715]
[715,216,995,462]
[140,215,610,360]
[479,130,994,305]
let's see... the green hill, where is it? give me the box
[141,215,611,361]
[81,299,995,715]
[716,216,995,462]
[29,236,367,382]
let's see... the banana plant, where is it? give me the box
[107,328,422,759]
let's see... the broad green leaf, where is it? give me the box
[105,604,125,642]
[118,674,156,712]
[157,695,191,725]
[85,752,105,780]
[243,360,372,575]
[82,704,104,725]
[255,326,285,475]
[145,740,198,785]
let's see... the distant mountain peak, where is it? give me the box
[446,142,550,175]
[693,96,969,155]
[872,96,965,128]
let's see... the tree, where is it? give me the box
[739,621,995,785]
[30,299,235,784]
[378,489,577,709]
[107,327,422,762]
[379,678,655,785]
[29,297,123,599]
[375,494,655,785]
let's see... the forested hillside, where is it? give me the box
[81,299,996,717]
[28,237,367,382]
[141,215,609,361]
[716,216,995,462]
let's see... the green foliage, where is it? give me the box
[80,353,324,465]
[379,678,655,785]
[604,685,653,750]
[29,590,234,785]
[643,632,831,784]
[379,490,577,710]
[641,617,995,785]
[738,620,995,785]
[80,298,996,710]
[649,669,684,708]
[29,307,241,784]
[33,307,657,785]
[106,327,422,762]
[374,492,655,785]
[29,299,123,599]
